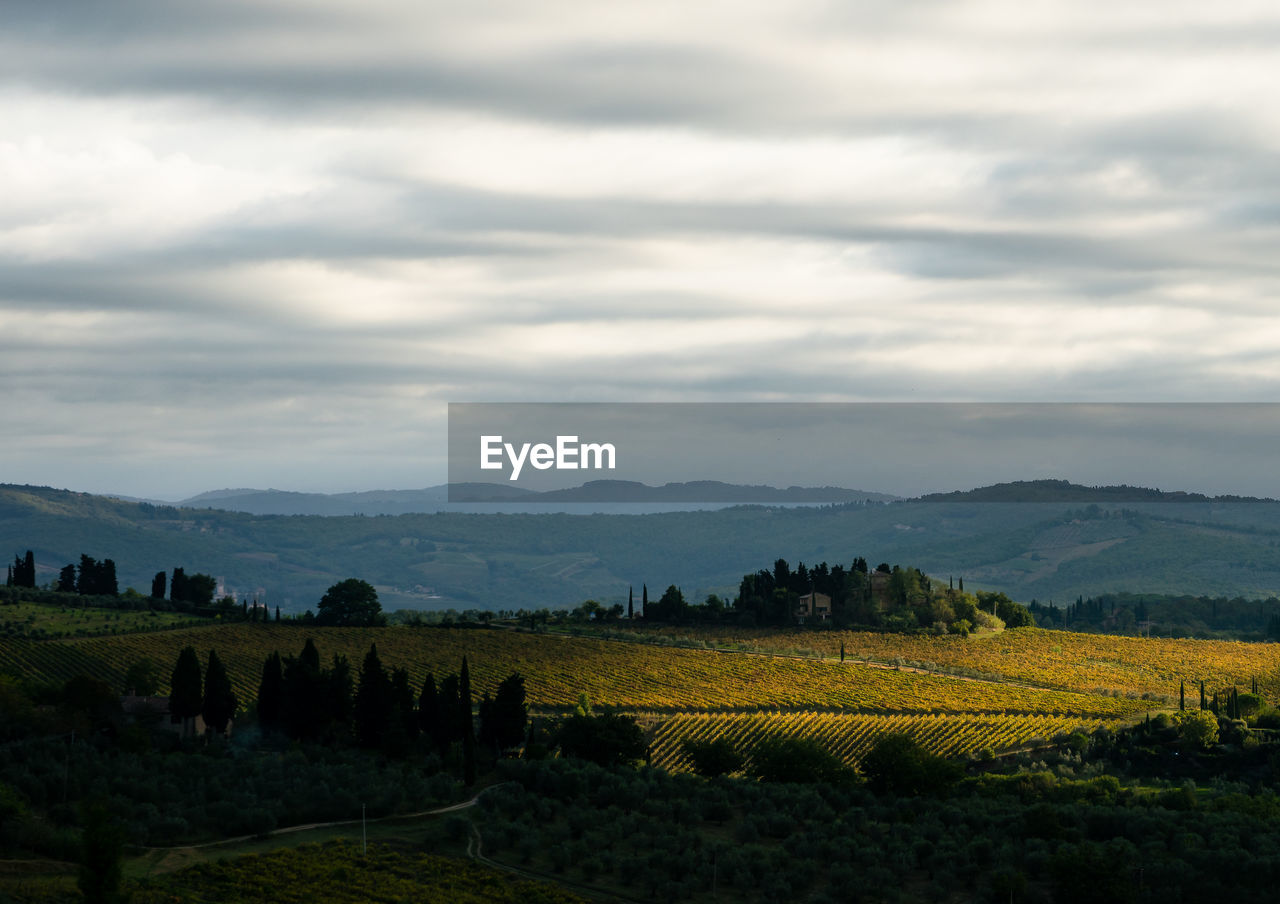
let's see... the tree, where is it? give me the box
[170,567,187,604]
[169,569,215,607]
[57,564,77,593]
[647,585,688,622]
[354,643,392,749]
[387,666,418,755]
[169,646,203,735]
[124,659,160,696]
[479,672,528,753]
[628,585,634,620]
[282,641,324,741]
[98,559,118,596]
[323,653,355,743]
[859,733,961,794]
[556,710,647,767]
[77,555,98,595]
[257,651,284,734]
[682,737,745,777]
[78,799,123,904]
[460,656,477,785]
[184,573,216,606]
[201,650,237,736]
[1178,710,1219,750]
[419,673,447,753]
[150,571,166,600]
[316,578,383,627]
[748,736,849,784]
[10,550,35,589]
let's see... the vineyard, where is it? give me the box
[593,625,1280,700]
[0,625,1149,718]
[648,711,1110,773]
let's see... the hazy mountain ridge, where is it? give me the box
[5,482,1280,614]
[920,478,1276,504]
[173,481,896,514]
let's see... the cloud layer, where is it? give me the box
[4,1,1280,496]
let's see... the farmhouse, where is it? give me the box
[119,694,227,739]
[795,591,832,623]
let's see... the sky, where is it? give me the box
[4,1,1280,499]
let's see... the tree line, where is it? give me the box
[625,557,1034,633]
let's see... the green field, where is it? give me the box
[0,600,202,639]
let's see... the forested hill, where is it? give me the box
[918,479,1274,504]
[5,483,1280,613]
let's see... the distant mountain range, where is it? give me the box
[158,481,898,516]
[151,478,1273,517]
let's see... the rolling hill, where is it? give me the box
[4,482,1280,613]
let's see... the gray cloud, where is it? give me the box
[4,1,1280,496]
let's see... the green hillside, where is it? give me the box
[5,484,1280,614]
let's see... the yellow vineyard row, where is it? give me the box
[616,626,1280,700]
[0,625,1146,718]
[649,711,1111,773]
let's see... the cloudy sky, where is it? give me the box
[4,1,1280,499]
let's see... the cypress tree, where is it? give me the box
[354,643,392,749]
[840,641,846,663]
[325,653,355,741]
[641,584,648,617]
[419,673,445,752]
[201,650,237,736]
[438,674,461,748]
[98,559,118,596]
[151,571,166,600]
[628,586,634,620]
[392,666,418,741]
[170,568,187,605]
[1179,680,1185,711]
[1200,681,1206,711]
[257,651,284,734]
[275,605,281,622]
[482,672,528,753]
[21,550,35,588]
[169,646,203,734]
[282,639,325,742]
[460,656,476,785]
[58,564,76,593]
[300,638,320,673]
[77,555,96,595]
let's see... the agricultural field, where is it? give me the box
[592,624,1280,701]
[649,711,1109,774]
[0,625,1148,719]
[0,600,202,639]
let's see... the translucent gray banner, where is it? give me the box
[447,403,1280,503]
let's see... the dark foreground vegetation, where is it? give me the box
[6,647,1280,903]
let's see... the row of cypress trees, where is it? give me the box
[168,646,237,736]
[250,639,526,783]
